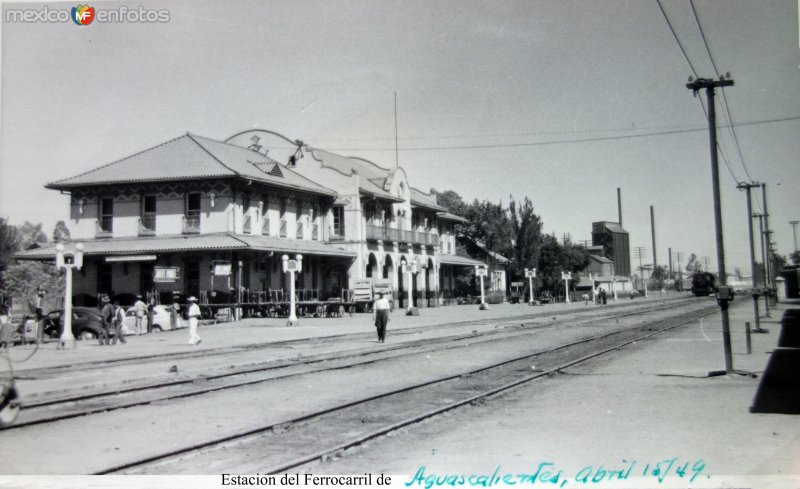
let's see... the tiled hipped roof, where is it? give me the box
[47,134,335,196]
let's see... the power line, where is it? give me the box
[689,0,754,182]
[656,0,700,78]
[314,115,800,152]
[656,0,741,184]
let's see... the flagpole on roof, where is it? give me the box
[394,92,399,168]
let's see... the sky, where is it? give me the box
[1,0,799,276]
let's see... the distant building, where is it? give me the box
[591,221,631,277]
[576,244,631,295]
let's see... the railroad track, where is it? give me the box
[99,303,720,475]
[7,298,706,429]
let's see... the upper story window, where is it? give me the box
[295,203,303,239]
[140,195,156,232]
[184,192,201,233]
[99,197,114,233]
[261,200,270,236]
[243,195,252,234]
[279,199,288,238]
[332,206,345,238]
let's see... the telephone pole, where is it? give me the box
[686,75,735,375]
[753,213,770,317]
[761,184,776,302]
[737,182,763,332]
[790,220,799,252]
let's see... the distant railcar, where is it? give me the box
[691,272,717,297]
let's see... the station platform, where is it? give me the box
[6,293,690,372]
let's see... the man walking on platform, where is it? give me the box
[98,295,112,346]
[187,296,202,345]
[110,301,127,345]
[133,295,146,335]
[373,292,391,343]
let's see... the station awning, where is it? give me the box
[15,233,355,260]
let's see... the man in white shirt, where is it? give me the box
[187,296,202,345]
[133,295,147,335]
[373,292,391,343]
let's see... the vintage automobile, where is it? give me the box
[122,305,184,334]
[43,308,106,341]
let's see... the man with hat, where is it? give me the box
[98,295,112,346]
[110,300,127,345]
[187,296,202,345]
[133,295,147,335]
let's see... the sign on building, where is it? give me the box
[212,261,232,276]
[154,266,180,283]
[352,279,373,302]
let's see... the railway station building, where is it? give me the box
[17,131,487,310]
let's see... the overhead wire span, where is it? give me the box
[655,0,741,184]
[689,0,754,183]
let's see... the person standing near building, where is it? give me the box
[110,301,127,345]
[146,297,155,334]
[373,292,390,343]
[99,295,112,346]
[187,296,201,345]
[170,294,180,330]
[133,295,146,335]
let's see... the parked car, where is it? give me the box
[122,305,184,334]
[43,308,106,341]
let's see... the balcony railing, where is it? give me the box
[262,218,271,236]
[243,215,252,234]
[365,225,436,246]
[95,219,113,238]
[183,212,201,234]
[138,215,156,236]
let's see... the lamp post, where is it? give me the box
[475,265,489,310]
[282,254,302,326]
[400,258,419,315]
[55,242,84,349]
[524,268,536,305]
[561,271,571,304]
[589,273,598,302]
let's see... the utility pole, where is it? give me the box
[761,183,776,303]
[703,256,710,272]
[737,182,763,332]
[753,213,770,317]
[790,220,799,252]
[686,75,735,375]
